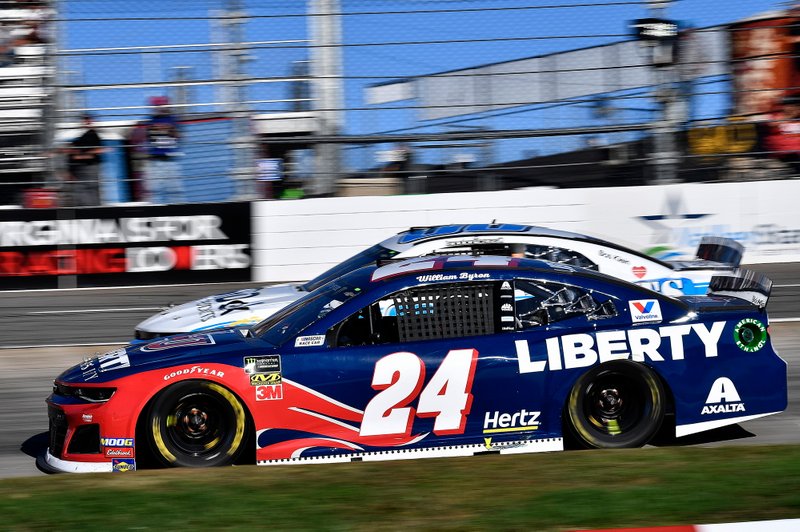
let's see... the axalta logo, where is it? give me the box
[517,322,725,373]
[629,299,662,324]
[483,409,540,434]
[701,377,745,415]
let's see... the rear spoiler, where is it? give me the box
[695,237,744,267]
[707,269,772,309]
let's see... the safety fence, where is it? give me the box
[0,1,797,207]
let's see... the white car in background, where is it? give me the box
[134,222,743,340]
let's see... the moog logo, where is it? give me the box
[101,437,134,447]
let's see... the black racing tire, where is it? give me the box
[565,361,665,449]
[146,380,249,467]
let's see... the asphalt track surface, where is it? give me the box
[0,263,797,478]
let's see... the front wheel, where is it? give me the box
[146,380,249,467]
[565,361,665,449]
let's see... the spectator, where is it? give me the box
[763,94,800,176]
[0,22,14,66]
[144,96,183,204]
[65,114,105,206]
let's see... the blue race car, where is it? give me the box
[46,255,786,472]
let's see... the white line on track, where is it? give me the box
[774,284,800,288]
[771,317,800,323]
[28,307,162,315]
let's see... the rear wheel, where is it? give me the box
[147,380,249,467]
[566,361,665,449]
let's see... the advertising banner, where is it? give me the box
[730,15,797,118]
[0,202,251,289]
[252,180,800,283]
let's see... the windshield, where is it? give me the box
[253,279,365,346]
[302,244,398,292]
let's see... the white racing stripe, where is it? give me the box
[29,307,162,315]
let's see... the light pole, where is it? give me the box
[630,1,680,184]
[309,0,344,197]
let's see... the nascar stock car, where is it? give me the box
[45,254,786,473]
[134,223,744,340]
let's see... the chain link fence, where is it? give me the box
[0,0,796,206]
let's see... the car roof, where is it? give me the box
[379,223,672,269]
[365,255,609,285]
[388,223,583,247]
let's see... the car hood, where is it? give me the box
[57,329,263,384]
[135,283,306,335]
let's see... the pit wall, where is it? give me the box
[252,180,800,283]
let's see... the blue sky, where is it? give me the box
[60,0,788,164]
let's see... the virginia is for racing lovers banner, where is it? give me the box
[0,202,251,289]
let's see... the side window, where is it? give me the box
[513,279,616,330]
[523,245,598,270]
[329,282,496,347]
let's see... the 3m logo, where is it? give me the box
[701,377,745,415]
[629,299,662,324]
[256,384,283,401]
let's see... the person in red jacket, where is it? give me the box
[763,94,800,175]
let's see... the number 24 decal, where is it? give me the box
[360,349,478,437]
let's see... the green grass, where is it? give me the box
[2,445,800,531]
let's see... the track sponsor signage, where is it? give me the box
[0,202,251,289]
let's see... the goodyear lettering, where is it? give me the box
[163,366,225,381]
[516,322,725,373]
[483,409,541,433]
